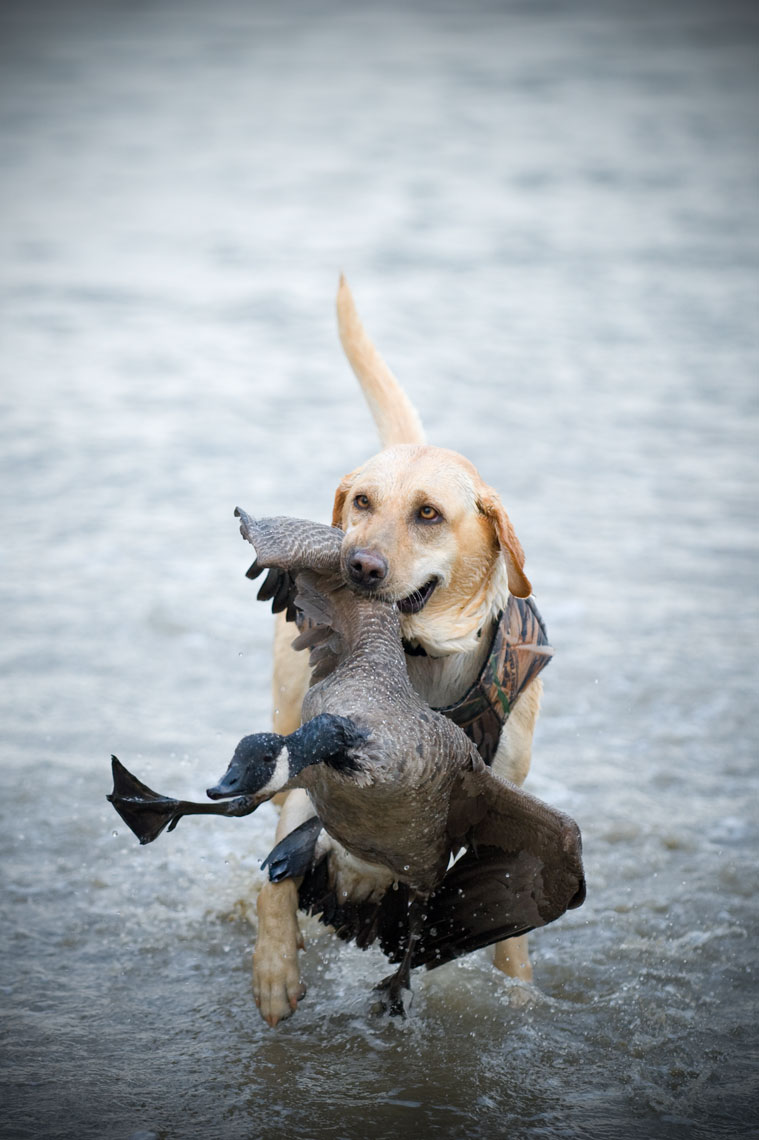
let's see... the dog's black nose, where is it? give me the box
[346,548,388,589]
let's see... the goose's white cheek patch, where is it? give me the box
[257,747,290,798]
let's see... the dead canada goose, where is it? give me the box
[212,509,585,1013]
[108,510,584,1014]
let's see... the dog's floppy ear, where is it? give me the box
[477,486,532,598]
[332,471,356,528]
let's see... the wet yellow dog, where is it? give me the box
[253,278,544,1025]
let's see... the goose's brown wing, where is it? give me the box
[236,508,351,675]
[271,762,584,972]
[236,509,344,574]
[411,764,585,969]
[236,508,345,625]
[295,847,413,960]
[245,562,299,623]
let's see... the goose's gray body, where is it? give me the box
[299,594,463,893]
[236,511,585,922]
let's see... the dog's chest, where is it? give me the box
[404,640,490,708]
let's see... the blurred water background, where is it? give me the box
[1,1,757,1137]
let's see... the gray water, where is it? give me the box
[1,1,757,1137]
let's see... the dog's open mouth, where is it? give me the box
[396,578,438,615]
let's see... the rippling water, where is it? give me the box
[1,1,757,1137]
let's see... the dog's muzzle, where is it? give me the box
[396,578,438,614]
[344,548,389,590]
[344,547,438,613]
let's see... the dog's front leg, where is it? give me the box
[253,878,306,1026]
[252,787,312,1026]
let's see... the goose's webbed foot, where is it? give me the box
[371,969,414,1018]
[370,891,426,1017]
[107,756,260,845]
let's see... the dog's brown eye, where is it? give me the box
[418,505,440,522]
[354,494,371,511]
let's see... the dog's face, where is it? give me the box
[332,445,530,649]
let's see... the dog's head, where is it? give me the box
[332,444,531,653]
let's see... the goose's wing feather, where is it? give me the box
[448,763,584,879]
[410,764,586,969]
[260,819,400,952]
[246,563,299,623]
[298,850,412,960]
[236,508,352,673]
[411,845,546,968]
[262,815,324,882]
[289,569,352,679]
[236,508,345,624]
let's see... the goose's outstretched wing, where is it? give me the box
[410,764,585,968]
[236,507,352,674]
[276,766,584,971]
[236,508,344,576]
[288,841,580,972]
[237,507,345,626]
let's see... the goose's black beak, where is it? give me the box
[206,731,288,802]
[205,773,273,805]
[206,752,257,800]
[206,774,246,800]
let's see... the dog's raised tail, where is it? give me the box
[337,275,426,447]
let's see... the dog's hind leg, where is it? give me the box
[493,933,533,981]
[490,679,542,982]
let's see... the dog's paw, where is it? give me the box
[252,942,306,1027]
[252,898,306,1027]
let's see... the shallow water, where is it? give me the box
[1,1,757,1137]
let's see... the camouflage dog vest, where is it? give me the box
[416,596,553,766]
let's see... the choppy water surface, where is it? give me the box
[1,1,757,1137]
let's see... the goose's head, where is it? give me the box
[207,731,288,802]
[206,715,369,802]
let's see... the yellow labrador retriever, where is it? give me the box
[253,278,544,1026]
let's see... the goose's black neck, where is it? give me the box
[287,714,369,776]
